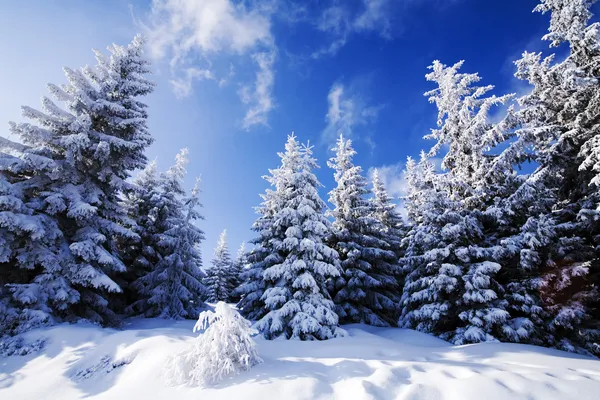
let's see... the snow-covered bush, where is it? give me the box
[163,302,262,387]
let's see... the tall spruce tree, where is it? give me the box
[126,149,207,319]
[370,169,407,264]
[401,60,515,344]
[428,60,517,344]
[237,134,311,322]
[327,135,400,327]
[3,35,154,327]
[254,134,343,340]
[121,160,161,315]
[0,141,78,336]
[205,230,233,302]
[236,246,268,321]
[236,159,289,321]
[503,0,600,355]
[227,242,246,303]
[400,154,465,338]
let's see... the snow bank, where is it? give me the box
[1,320,600,399]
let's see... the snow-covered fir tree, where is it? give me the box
[126,149,207,319]
[470,98,557,346]
[399,154,465,339]
[254,134,343,340]
[204,230,233,302]
[120,160,162,314]
[227,242,247,303]
[327,135,400,327]
[3,35,154,327]
[370,169,407,263]
[400,59,516,344]
[236,246,268,321]
[400,0,600,354]
[427,61,515,344]
[237,137,299,321]
[463,104,552,345]
[0,142,78,336]
[423,60,513,201]
[502,0,600,355]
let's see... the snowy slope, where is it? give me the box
[1,320,600,400]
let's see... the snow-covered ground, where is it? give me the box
[2,319,600,400]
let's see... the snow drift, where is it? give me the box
[1,319,600,399]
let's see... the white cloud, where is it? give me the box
[147,0,272,61]
[323,82,383,144]
[312,0,462,58]
[218,63,235,87]
[144,0,276,128]
[313,0,393,58]
[317,5,349,35]
[239,51,276,129]
[326,84,344,123]
[169,67,214,98]
[364,134,376,154]
[354,0,393,37]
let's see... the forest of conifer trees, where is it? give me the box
[1,0,600,359]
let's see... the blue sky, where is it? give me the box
[0,0,590,264]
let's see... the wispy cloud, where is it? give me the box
[354,0,393,37]
[312,0,461,59]
[311,5,351,58]
[169,67,214,98]
[312,0,394,59]
[142,0,277,129]
[323,81,384,145]
[218,63,236,87]
[239,51,276,129]
[146,0,272,61]
[139,0,462,128]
